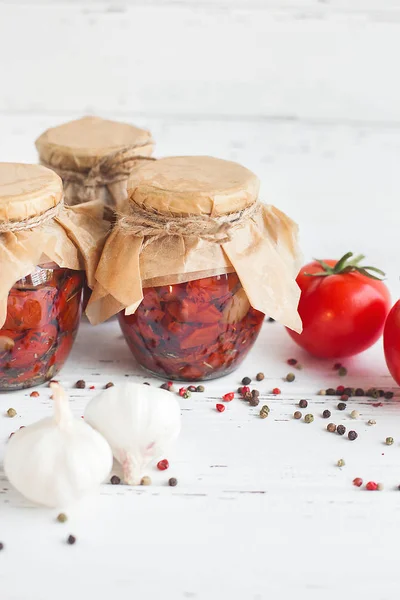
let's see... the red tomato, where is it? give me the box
[384,300,400,385]
[287,257,391,358]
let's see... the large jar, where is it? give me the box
[0,163,105,390]
[35,116,155,211]
[87,156,302,381]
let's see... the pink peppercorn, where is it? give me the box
[353,477,363,487]
[241,386,250,396]
[272,388,281,395]
[287,358,297,366]
[216,404,225,413]
[157,459,169,471]
[30,391,39,398]
[179,387,187,397]
[366,481,378,491]
[336,385,345,395]
[223,392,235,402]
[89,385,95,390]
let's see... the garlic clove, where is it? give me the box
[85,382,181,485]
[4,383,113,508]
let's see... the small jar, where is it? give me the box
[88,156,302,381]
[0,163,102,390]
[35,116,155,211]
[119,273,264,381]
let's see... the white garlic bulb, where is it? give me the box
[85,382,181,485]
[4,383,113,508]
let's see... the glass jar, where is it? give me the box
[118,272,264,381]
[0,264,84,390]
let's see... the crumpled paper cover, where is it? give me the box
[0,200,109,328]
[86,202,302,332]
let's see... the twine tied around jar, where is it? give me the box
[0,199,65,234]
[41,146,156,204]
[116,200,262,249]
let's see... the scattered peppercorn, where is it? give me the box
[293,411,302,420]
[367,419,376,426]
[336,385,345,395]
[333,363,342,370]
[196,385,205,393]
[295,363,303,370]
[353,477,363,487]
[157,459,169,471]
[337,459,345,467]
[182,391,191,399]
[260,405,270,419]
[160,383,170,390]
[337,402,346,411]
[110,475,121,485]
[249,395,260,407]
[350,410,359,419]
[327,423,337,432]
[355,388,364,397]
[105,382,114,389]
[377,483,384,491]
[348,430,358,441]
[178,387,187,397]
[286,373,295,382]
[268,317,275,322]
[168,477,178,487]
[378,389,385,397]
[343,387,353,397]
[304,414,314,423]
[385,391,394,399]
[6,408,16,418]
[243,392,252,402]
[241,386,250,396]
[338,367,347,377]
[67,535,76,545]
[141,476,152,486]
[272,388,281,395]
[75,380,86,389]
[223,392,235,402]
[299,399,308,409]
[386,437,394,446]
[0,542,4,551]
[256,372,265,381]
[143,382,150,385]
[89,385,95,390]
[287,358,297,366]
[337,425,346,436]
[30,391,39,398]
[216,404,225,413]
[340,394,349,402]
[188,385,197,393]
[366,481,378,491]
[242,377,251,385]
[326,388,336,396]
[322,409,331,419]
[318,389,326,396]
[367,388,379,399]
[57,513,68,523]
[251,389,260,398]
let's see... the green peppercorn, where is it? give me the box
[260,405,270,419]
[350,410,359,419]
[304,414,314,423]
[141,476,152,486]
[295,363,303,370]
[327,423,336,432]
[337,402,346,411]
[322,409,331,419]
[337,424,346,435]
[386,437,394,446]
[196,385,205,393]
[6,408,16,418]
[256,373,264,381]
[57,513,68,523]
[242,377,251,385]
[293,411,302,420]
[337,459,345,467]
[182,391,191,399]
[299,399,308,409]
[286,373,295,382]
[338,367,347,377]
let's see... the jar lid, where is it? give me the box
[0,163,63,224]
[127,156,260,216]
[35,116,154,172]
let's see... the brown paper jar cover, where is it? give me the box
[35,116,155,209]
[0,163,109,328]
[87,156,302,332]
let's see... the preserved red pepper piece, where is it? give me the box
[0,267,84,391]
[119,273,264,381]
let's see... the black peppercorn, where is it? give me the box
[160,383,170,390]
[67,535,76,545]
[251,389,260,398]
[343,387,353,397]
[196,385,205,393]
[355,388,364,397]
[268,317,275,322]
[337,402,346,411]
[249,395,260,407]
[348,430,358,441]
[256,373,265,381]
[242,376,251,385]
[299,399,308,408]
[243,391,252,401]
[110,475,121,485]
[326,388,336,396]
[385,391,394,399]
[168,478,178,487]
[0,542,4,551]
[322,409,331,419]
[378,389,385,397]
[188,385,197,392]
[105,382,114,389]
[327,423,336,432]
[143,382,150,385]
[337,424,346,435]
[75,380,85,389]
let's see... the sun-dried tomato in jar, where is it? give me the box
[0,163,105,390]
[88,156,302,381]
